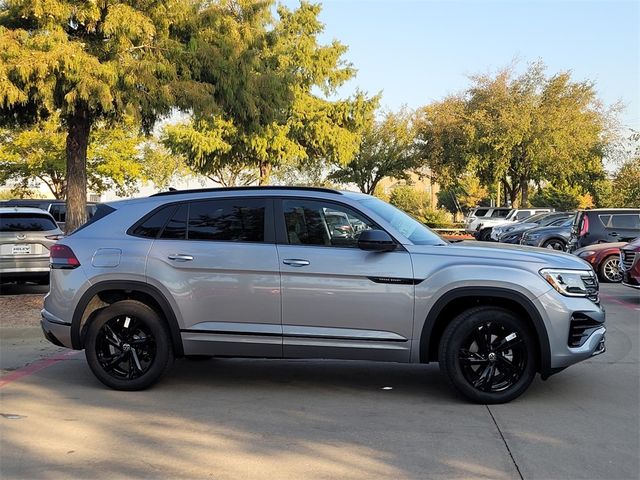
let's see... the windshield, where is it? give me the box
[359,198,446,245]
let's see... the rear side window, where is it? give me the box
[609,214,640,229]
[0,213,57,232]
[132,205,177,238]
[187,199,265,242]
[491,209,510,218]
[474,208,489,217]
[161,204,188,240]
[515,211,532,220]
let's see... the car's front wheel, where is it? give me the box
[542,238,566,250]
[439,306,537,404]
[85,300,174,391]
[599,255,622,283]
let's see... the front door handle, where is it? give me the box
[282,258,310,267]
[168,254,194,262]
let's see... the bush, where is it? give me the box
[530,184,592,211]
[389,185,453,228]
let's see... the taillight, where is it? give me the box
[579,216,589,236]
[50,244,80,269]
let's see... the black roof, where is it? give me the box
[150,186,343,197]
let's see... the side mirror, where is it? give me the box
[357,229,397,252]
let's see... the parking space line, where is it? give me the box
[600,292,640,312]
[0,350,80,388]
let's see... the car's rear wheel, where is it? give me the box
[439,306,537,404]
[599,255,622,283]
[542,238,566,250]
[477,228,492,241]
[85,300,173,391]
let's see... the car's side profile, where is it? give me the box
[574,242,626,283]
[42,187,606,404]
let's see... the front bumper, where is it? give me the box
[41,309,73,349]
[536,289,606,371]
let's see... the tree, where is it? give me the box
[388,185,452,228]
[609,158,640,208]
[162,2,377,186]
[329,109,421,194]
[417,62,612,207]
[437,174,490,216]
[0,0,290,230]
[0,115,176,197]
[529,184,594,211]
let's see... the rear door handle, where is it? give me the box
[168,254,194,262]
[282,258,310,267]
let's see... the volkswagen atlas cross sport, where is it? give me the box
[41,187,606,403]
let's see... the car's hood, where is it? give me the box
[411,241,590,270]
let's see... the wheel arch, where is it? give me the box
[419,287,551,376]
[71,280,184,357]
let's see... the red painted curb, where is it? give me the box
[0,350,80,388]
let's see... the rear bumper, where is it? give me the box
[41,309,73,349]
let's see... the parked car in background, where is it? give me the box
[568,209,640,252]
[574,242,626,283]
[464,207,511,234]
[41,186,606,404]
[620,237,640,289]
[493,212,572,242]
[0,207,63,284]
[475,208,554,241]
[520,217,574,250]
[0,199,97,231]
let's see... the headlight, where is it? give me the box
[540,269,595,297]
[577,250,596,258]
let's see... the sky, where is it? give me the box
[282,0,640,130]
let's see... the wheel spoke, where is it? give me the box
[496,355,518,374]
[473,364,496,391]
[495,336,523,353]
[131,349,143,373]
[101,352,127,372]
[459,349,488,365]
[103,324,122,346]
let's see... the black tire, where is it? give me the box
[599,255,622,283]
[438,306,537,404]
[477,228,492,242]
[541,238,566,251]
[85,300,174,391]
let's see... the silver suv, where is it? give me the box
[41,187,606,403]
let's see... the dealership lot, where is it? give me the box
[0,283,638,480]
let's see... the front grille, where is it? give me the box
[568,313,602,348]
[581,274,599,304]
[621,250,636,271]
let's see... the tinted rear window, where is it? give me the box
[161,204,188,240]
[187,199,265,242]
[0,213,57,232]
[132,205,177,239]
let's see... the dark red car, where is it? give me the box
[620,237,640,289]
[574,242,626,283]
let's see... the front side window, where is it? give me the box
[515,211,532,220]
[283,199,375,247]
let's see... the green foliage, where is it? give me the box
[529,184,591,211]
[0,0,293,229]
[417,62,612,208]
[329,109,420,194]
[0,115,183,197]
[162,1,378,186]
[610,158,640,207]
[389,185,452,228]
[437,174,491,215]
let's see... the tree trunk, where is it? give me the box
[520,177,529,207]
[65,107,91,233]
[258,160,271,186]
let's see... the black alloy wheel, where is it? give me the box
[95,315,156,380]
[85,300,173,390]
[457,321,527,393]
[439,306,536,403]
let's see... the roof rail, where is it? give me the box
[150,186,343,197]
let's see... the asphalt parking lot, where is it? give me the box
[0,283,638,480]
